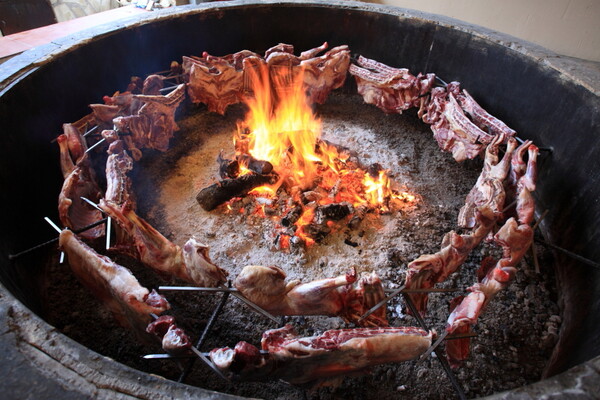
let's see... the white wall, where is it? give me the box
[379,0,600,62]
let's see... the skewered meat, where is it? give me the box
[90,91,139,127]
[404,205,498,315]
[59,229,169,335]
[104,140,135,208]
[457,89,516,138]
[444,93,495,145]
[142,74,164,95]
[458,135,517,228]
[210,324,432,386]
[99,200,228,287]
[146,316,192,355]
[113,83,186,160]
[299,44,350,104]
[515,144,539,225]
[445,218,534,367]
[58,155,105,240]
[183,50,258,114]
[349,55,434,114]
[234,266,387,326]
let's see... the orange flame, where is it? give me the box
[231,56,417,247]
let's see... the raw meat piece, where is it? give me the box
[59,229,169,334]
[234,266,387,326]
[99,200,228,287]
[210,324,432,386]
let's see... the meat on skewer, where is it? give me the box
[445,142,538,367]
[113,83,186,160]
[58,154,105,240]
[99,200,228,287]
[210,324,432,386]
[59,229,169,335]
[234,265,387,326]
[146,315,193,355]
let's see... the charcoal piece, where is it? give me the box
[237,154,273,175]
[217,151,240,179]
[367,163,384,178]
[348,204,369,230]
[315,202,353,224]
[282,204,303,227]
[196,173,278,211]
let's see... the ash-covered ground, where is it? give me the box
[44,92,560,399]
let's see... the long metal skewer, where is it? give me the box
[403,293,467,400]
[85,137,106,153]
[358,285,405,323]
[221,284,279,323]
[8,218,109,260]
[359,286,459,323]
[189,346,231,382]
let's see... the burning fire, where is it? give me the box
[230,59,416,247]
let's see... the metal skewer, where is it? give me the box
[189,346,231,382]
[82,125,99,137]
[358,285,405,323]
[159,85,180,93]
[418,330,449,363]
[8,218,109,260]
[359,286,460,323]
[160,285,278,323]
[403,293,467,400]
[44,217,65,263]
[222,284,279,323]
[159,286,239,292]
[85,138,106,153]
[178,290,231,383]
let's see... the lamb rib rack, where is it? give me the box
[210,324,432,386]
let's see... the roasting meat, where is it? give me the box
[113,84,186,160]
[349,55,434,114]
[445,217,534,367]
[104,140,135,207]
[99,200,228,287]
[183,50,258,114]
[58,155,105,240]
[298,43,350,104]
[146,315,192,355]
[404,205,498,315]
[234,266,387,326]
[458,135,517,228]
[59,229,169,334]
[210,324,432,386]
[457,89,516,137]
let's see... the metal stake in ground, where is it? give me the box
[178,290,231,383]
[403,293,467,400]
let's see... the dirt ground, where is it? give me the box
[44,92,560,399]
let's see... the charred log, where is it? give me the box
[217,152,240,179]
[236,154,274,175]
[196,173,279,211]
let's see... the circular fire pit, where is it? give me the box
[1,1,599,399]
